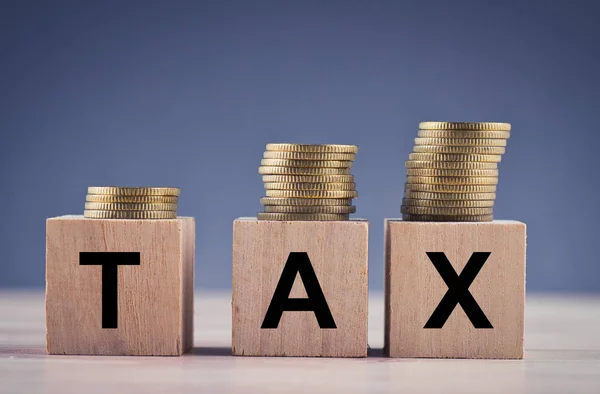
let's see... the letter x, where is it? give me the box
[424,252,493,329]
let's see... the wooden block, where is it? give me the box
[46,215,195,356]
[384,219,526,359]
[232,218,369,357]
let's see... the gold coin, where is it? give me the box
[259,166,352,175]
[262,175,354,183]
[264,182,356,191]
[406,176,499,185]
[402,198,494,208]
[266,190,358,198]
[419,122,511,131]
[414,137,507,147]
[402,213,493,222]
[405,160,498,170]
[413,145,506,154]
[86,195,179,203]
[258,212,350,221]
[263,151,355,161]
[84,210,177,219]
[261,159,353,168]
[403,191,496,200]
[261,197,354,206]
[417,130,510,139]
[265,143,358,153]
[406,168,498,177]
[404,183,497,193]
[85,202,178,211]
[87,187,180,196]
[264,205,356,214]
[408,153,502,162]
[401,206,493,216]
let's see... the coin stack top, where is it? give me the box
[84,187,180,219]
[258,144,359,221]
[402,122,511,222]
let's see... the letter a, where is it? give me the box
[261,252,336,329]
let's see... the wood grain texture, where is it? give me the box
[384,219,526,359]
[45,215,195,356]
[232,218,369,357]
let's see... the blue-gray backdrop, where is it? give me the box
[1,0,599,292]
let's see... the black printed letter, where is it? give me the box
[79,252,140,329]
[261,252,336,329]
[424,252,493,329]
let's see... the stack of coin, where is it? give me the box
[402,122,511,222]
[258,143,358,221]
[84,187,180,219]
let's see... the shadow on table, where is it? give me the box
[189,347,387,358]
[190,346,232,357]
[0,346,47,357]
[187,346,387,358]
[526,349,600,361]
[367,347,385,358]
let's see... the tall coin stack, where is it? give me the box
[258,143,358,221]
[402,122,511,222]
[84,187,180,219]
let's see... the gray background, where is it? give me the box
[1,0,599,292]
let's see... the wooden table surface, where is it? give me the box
[1,291,599,393]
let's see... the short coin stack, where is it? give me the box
[258,143,358,221]
[84,187,180,219]
[402,122,511,222]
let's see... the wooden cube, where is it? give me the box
[384,219,526,359]
[232,218,369,357]
[46,215,195,356]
